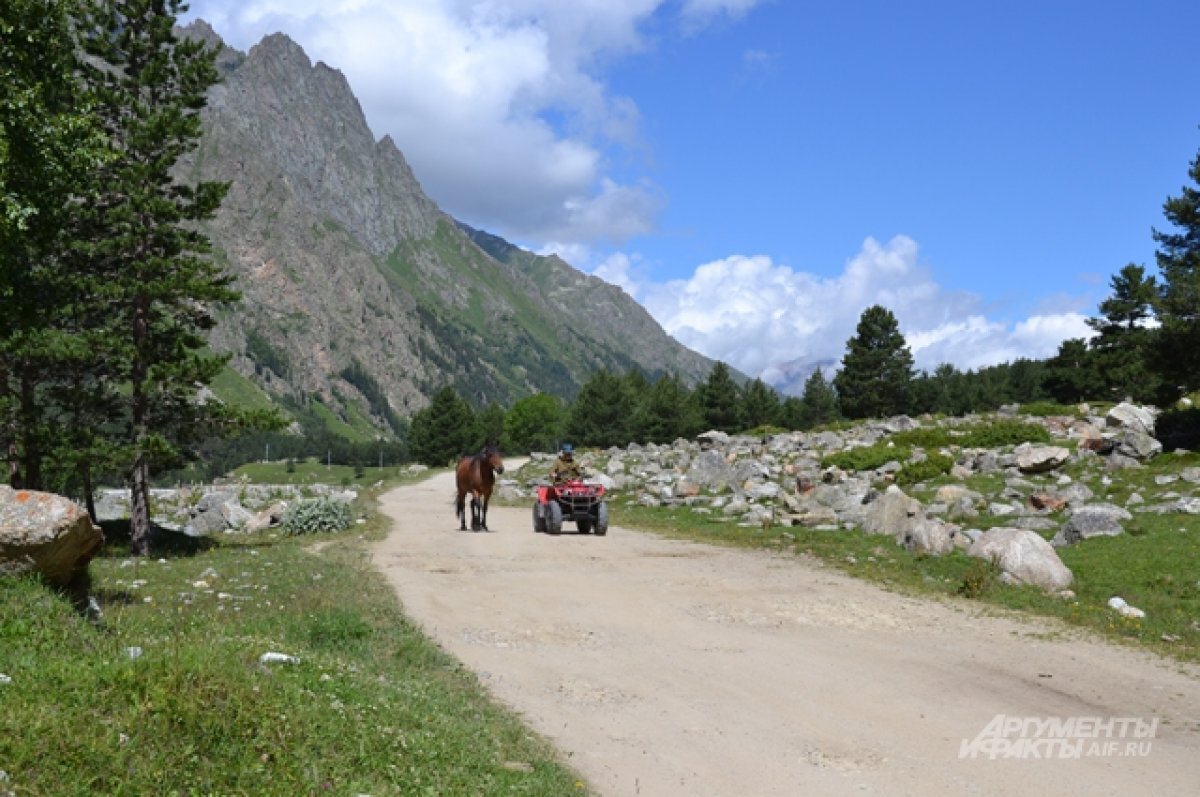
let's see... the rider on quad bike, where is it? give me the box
[535,443,608,535]
[549,442,584,483]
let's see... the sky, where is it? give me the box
[181,0,1200,393]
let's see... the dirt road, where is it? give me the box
[373,466,1200,796]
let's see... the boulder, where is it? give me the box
[686,449,733,491]
[1105,402,1157,436]
[898,517,958,556]
[860,485,922,537]
[1014,443,1071,473]
[967,527,1073,591]
[1114,430,1161,461]
[0,487,105,587]
[1051,503,1132,547]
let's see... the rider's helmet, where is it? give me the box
[560,443,574,458]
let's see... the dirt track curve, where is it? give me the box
[372,463,1200,796]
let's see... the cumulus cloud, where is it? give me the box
[182,0,760,246]
[634,236,1092,392]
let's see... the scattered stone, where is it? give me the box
[1107,596,1145,619]
[1105,402,1157,436]
[259,651,300,665]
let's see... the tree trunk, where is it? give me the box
[18,366,42,490]
[81,464,97,524]
[129,297,151,556]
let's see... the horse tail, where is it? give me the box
[454,490,465,520]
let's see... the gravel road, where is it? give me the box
[372,464,1200,796]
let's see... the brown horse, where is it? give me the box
[454,443,505,531]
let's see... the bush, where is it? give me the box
[894,452,955,486]
[958,556,1001,599]
[888,427,953,449]
[1020,401,1081,418]
[960,420,1051,448]
[282,497,353,536]
[822,442,912,472]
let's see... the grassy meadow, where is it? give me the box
[0,476,587,797]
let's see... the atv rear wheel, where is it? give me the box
[532,502,546,533]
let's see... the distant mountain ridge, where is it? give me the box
[178,21,719,438]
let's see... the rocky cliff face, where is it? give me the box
[179,22,717,436]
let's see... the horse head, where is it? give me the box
[481,442,504,475]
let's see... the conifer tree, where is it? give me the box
[799,367,840,427]
[636,372,701,443]
[566,370,634,448]
[1151,142,1200,402]
[76,0,239,553]
[1086,263,1159,402]
[409,386,480,466]
[739,378,781,429]
[698,361,740,432]
[833,306,914,419]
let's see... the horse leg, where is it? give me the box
[471,496,481,531]
[456,491,467,530]
[480,494,490,531]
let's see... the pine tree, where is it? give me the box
[833,306,914,419]
[739,378,781,430]
[799,367,840,427]
[566,370,634,448]
[1044,338,1104,404]
[1151,143,1200,402]
[76,0,240,553]
[1087,263,1159,402]
[409,386,480,466]
[698,361,740,432]
[636,372,701,443]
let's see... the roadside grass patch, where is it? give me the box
[0,479,585,796]
[613,502,1200,663]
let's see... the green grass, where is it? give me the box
[611,499,1200,663]
[230,457,398,486]
[209,366,283,417]
[0,478,588,797]
[308,399,377,443]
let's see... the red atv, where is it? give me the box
[533,480,608,535]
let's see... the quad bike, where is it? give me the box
[533,479,608,535]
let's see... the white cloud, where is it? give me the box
[636,236,1093,392]
[182,0,757,246]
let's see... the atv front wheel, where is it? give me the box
[546,502,563,535]
[594,502,609,536]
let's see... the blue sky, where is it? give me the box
[182,0,1200,393]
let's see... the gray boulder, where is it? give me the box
[898,517,958,556]
[1114,430,1161,461]
[1051,503,1132,547]
[1014,443,1071,473]
[860,485,922,537]
[0,487,104,587]
[1105,402,1156,436]
[968,527,1073,591]
[686,449,733,492]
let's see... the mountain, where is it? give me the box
[177,22,718,439]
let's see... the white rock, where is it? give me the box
[259,652,300,665]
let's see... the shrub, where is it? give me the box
[1021,401,1081,418]
[958,556,1001,599]
[283,497,353,535]
[822,443,912,472]
[894,452,956,486]
[889,427,953,449]
[960,420,1051,448]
